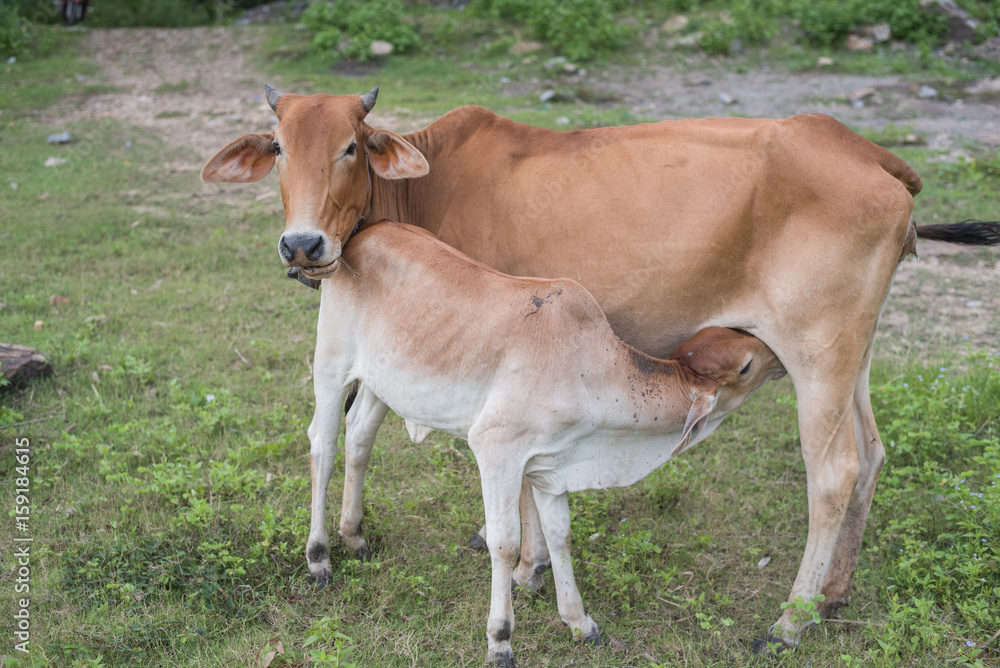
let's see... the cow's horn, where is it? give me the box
[360,86,379,113]
[265,84,283,111]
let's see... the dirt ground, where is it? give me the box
[54,27,1000,355]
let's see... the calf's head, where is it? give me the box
[200,86,429,278]
[670,327,786,455]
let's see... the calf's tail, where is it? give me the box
[916,219,1000,246]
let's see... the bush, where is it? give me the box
[0,3,33,57]
[302,0,422,62]
[475,0,631,62]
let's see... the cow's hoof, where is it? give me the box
[750,633,792,656]
[491,651,516,667]
[469,532,488,551]
[310,568,333,589]
[354,545,372,562]
[583,630,602,647]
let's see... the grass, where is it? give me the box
[1,21,999,668]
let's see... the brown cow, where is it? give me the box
[201,86,999,651]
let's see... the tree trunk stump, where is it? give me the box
[1,344,53,390]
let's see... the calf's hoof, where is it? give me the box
[310,568,333,589]
[750,633,792,656]
[583,630,602,647]
[469,532,488,552]
[490,651,516,667]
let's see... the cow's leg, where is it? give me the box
[817,335,885,618]
[531,486,600,644]
[305,373,349,587]
[756,351,866,651]
[512,477,551,592]
[338,384,390,560]
[475,455,523,666]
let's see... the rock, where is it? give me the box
[50,295,69,306]
[919,0,980,43]
[499,76,510,84]
[662,15,689,33]
[816,56,834,67]
[556,116,570,125]
[6,57,15,65]
[44,157,67,167]
[539,89,556,102]
[370,40,393,56]
[509,40,544,56]
[0,344,52,391]
[967,77,1000,95]
[903,134,924,145]
[849,87,881,107]
[33,321,43,331]
[917,85,939,99]
[966,300,983,308]
[845,35,874,52]
[972,37,1000,64]
[75,74,87,82]
[47,131,72,144]
[860,23,892,43]
[718,92,736,105]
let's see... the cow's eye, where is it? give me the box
[272,141,281,155]
[740,360,752,376]
[346,142,357,156]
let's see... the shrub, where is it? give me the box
[302,0,422,62]
[0,3,33,57]
[474,0,630,62]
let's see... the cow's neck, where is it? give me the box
[366,106,498,234]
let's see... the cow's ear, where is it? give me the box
[364,130,429,180]
[670,392,717,458]
[201,134,276,183]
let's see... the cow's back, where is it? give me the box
[406,110,918,358]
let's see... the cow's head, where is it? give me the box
[201,86,429,278]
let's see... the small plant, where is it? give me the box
[303,616,359,668]
[302,0,421,62]
[780,594,825,628]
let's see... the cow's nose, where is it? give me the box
[279,232,326,264]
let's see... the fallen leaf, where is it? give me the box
[757,555,771,570]
[33,320,44,330]
[49,295,69,306]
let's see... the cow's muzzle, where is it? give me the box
[279,231,327,265]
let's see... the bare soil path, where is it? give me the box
[53,27,999,356]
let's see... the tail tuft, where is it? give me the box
[916,220,1000,246]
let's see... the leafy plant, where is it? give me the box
[302,0,421,62]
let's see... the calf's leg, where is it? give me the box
[306,373,349,587]
[475,457,524,666]
[338,385,390,559]
[476,480,552,593]
[531,486,600,644]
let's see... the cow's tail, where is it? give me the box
[916,219,1000,246]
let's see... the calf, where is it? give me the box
[305,219,785,665]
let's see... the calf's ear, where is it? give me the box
[670,392,717,458]
[201,134,276,183]
[364,130,429,180]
